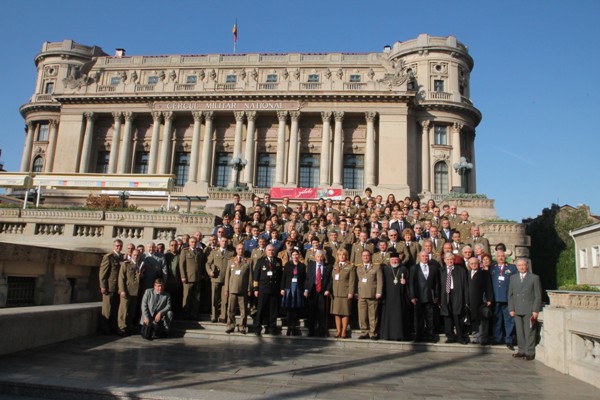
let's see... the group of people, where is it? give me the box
[98,189,542,359]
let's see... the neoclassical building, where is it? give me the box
[19,34,481,203]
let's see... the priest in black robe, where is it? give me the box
[380,251,410,341]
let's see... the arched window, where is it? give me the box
[434,162,448,194]
[32,156,44,173]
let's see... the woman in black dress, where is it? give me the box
[280,249,307,336]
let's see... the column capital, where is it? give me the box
[192,111,203,122]
[26,121,35,130]
[204,111,215,120]
[123,111,134,121]
[452,122,463,132]
[277,110,288,122]
[84,112,96,121]
[289,110,301,121]
[333,111,344,122]
[234,111,245,122]
[246,110,257,121]
[421,120,431,129]
[365,111,377,122]
[162,111,174,121]
[151,111,162,122]
[112,112,123,122]
[49,119,59,128]
[321,111,332,122]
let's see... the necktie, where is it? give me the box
[422,264,428,278]
[446,267,453,294]
[520,273,525,282]
[316,265,322,293]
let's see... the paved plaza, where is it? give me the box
[0,334,597,400]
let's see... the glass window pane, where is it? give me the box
[186,75,197,84]
[343,155,364,189]
[266,74,278,83]
[148,76,158,85]
[434,80,444,92]
[110,77,121,85]
[32,156,44,173]
[299,154,319,188]
[434,125,447,145]
[175,152,190,186]
[256,153,275,188]
[349,74,361,83]
[214,152,232,187]
[134,152,149,174]
[226,75,237,83]
[95,151,109,174]
[37,124,49,142]
[308,74,319,83]
[434,162,448,194]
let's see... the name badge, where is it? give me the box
[498,276,505,281]
[362,278,368,283]
[335,274,340,281]
[453,249,459,254]
[267,271,273,276]
[291,278,298,283]
[235,270,241,275]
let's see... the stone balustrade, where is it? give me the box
[537,291,600,389]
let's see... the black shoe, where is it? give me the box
[512,353,525,358]
[507,344,515,351]
[459,339,469,345]
[370,335,379,341]
[211,319,218,323]
[445,338,456,344]
[226,328,234,334]
[286,329,292,336]
[358,334,369,340]
[524,355,535,361]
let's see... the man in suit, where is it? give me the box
[224,244,252,334]
[391,211,411,234]
[140,242,167,293]
[324,231,342,265]
[467,257,493,345]
[179,236,204,320]
[455,211,474,240]
[372,240,391,267]
[277,196,293,216]
[117,249,142,336]
[253,244,283,335]
[427,226,445,254]
[440,217,453,242]
[440,252,470,344]
[206,237,234,323]
[304,250,332,337]
[409,250,441,342]
[491,250,518,349]
[140,278,173,339]
[356,250,383,340]
[509,259,542,360]
[99,239,124,334]
[350,232,374,265]
[465,226,491,255]
[223,193,245,219]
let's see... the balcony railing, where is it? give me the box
[135,84,155,92]
[343,82,366,90]
[428,91,452,100]
[175,84,196,91]
[215,83,236,90]
[258,83,279,90]
[97,85,116,92]
[300,82,322,90]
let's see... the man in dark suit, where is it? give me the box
[304,250,332,337]
[253,244,283,335]
[222,193,246,218]
[409,250,441,342]
[440,252,470,344]
[440,217,453,242]
[391,210,411,234]
[99,239,124,334]
[509,259,542,360]
[140,278,173,339]
[467,257,493,345]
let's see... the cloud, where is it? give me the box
[497,149,536,166]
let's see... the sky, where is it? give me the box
[1,0,599,221]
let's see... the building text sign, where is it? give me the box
[153,101,300,111]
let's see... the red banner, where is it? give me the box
[269,187,343,200]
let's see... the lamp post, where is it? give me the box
[452,156,473,193]
[118,191,129,208]
[229,154,247,190]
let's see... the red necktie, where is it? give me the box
[316,265,322,293]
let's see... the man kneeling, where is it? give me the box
[141,278,173,340]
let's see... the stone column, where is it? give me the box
[243,111,257,184]
[188,111,203,184]
[287,111,300,185]
[451,122,463,188]
[421,120,431,192]
[108,112,123,174]
[331,111,344,187]
[470,130,477,193]
[78,112,96,173]
[275,111,288,186]
[319,111,332,187]
[44,120,59,172]
[148,112,162,174]
[20,122,35,172]
[118,112,134,174]
[233,111,245,158]
[199,111,214,183]
[365,112,377,187]
[159,111,174,174]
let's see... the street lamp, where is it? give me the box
[118,191,129,208]
[229,154,247,190]
[453,156,473,193]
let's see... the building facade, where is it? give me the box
[571,223,600,288]
[19,34,481,203]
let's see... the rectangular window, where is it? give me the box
[110,76,121,85]
[343,155,364,189]
[226,75,237,83]
[133,151,149,174]
[6,276,36,307]
[256,153,276,188]
[174,152,190,186]
[298,154,319,188]
[95,151,110,174]
[592,246,600,267]
[147,76,158,85]
[580,248,588,268]
[214,152,232,187]
[459,84,465,96]
[266,74,278,83]
[186,75,197,84]
[44,81,54,94]
[434,125,447,145]
[307,74,320,83]
[37,123,49,142]
[434,79,445,92]
[349,74,361,83]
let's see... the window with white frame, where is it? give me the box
[147,76,158,85]
[186,75,197,84]
[226,75,237,83]
[349,74,361,83]
[307,74,319,83]
[36,123,49,142]
[110,76,121,85]
[266,74,278,83]
[592,246,600,267]
[434,125,447,145]
[580,248,588,268]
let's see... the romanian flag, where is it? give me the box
[232,19,238,43]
